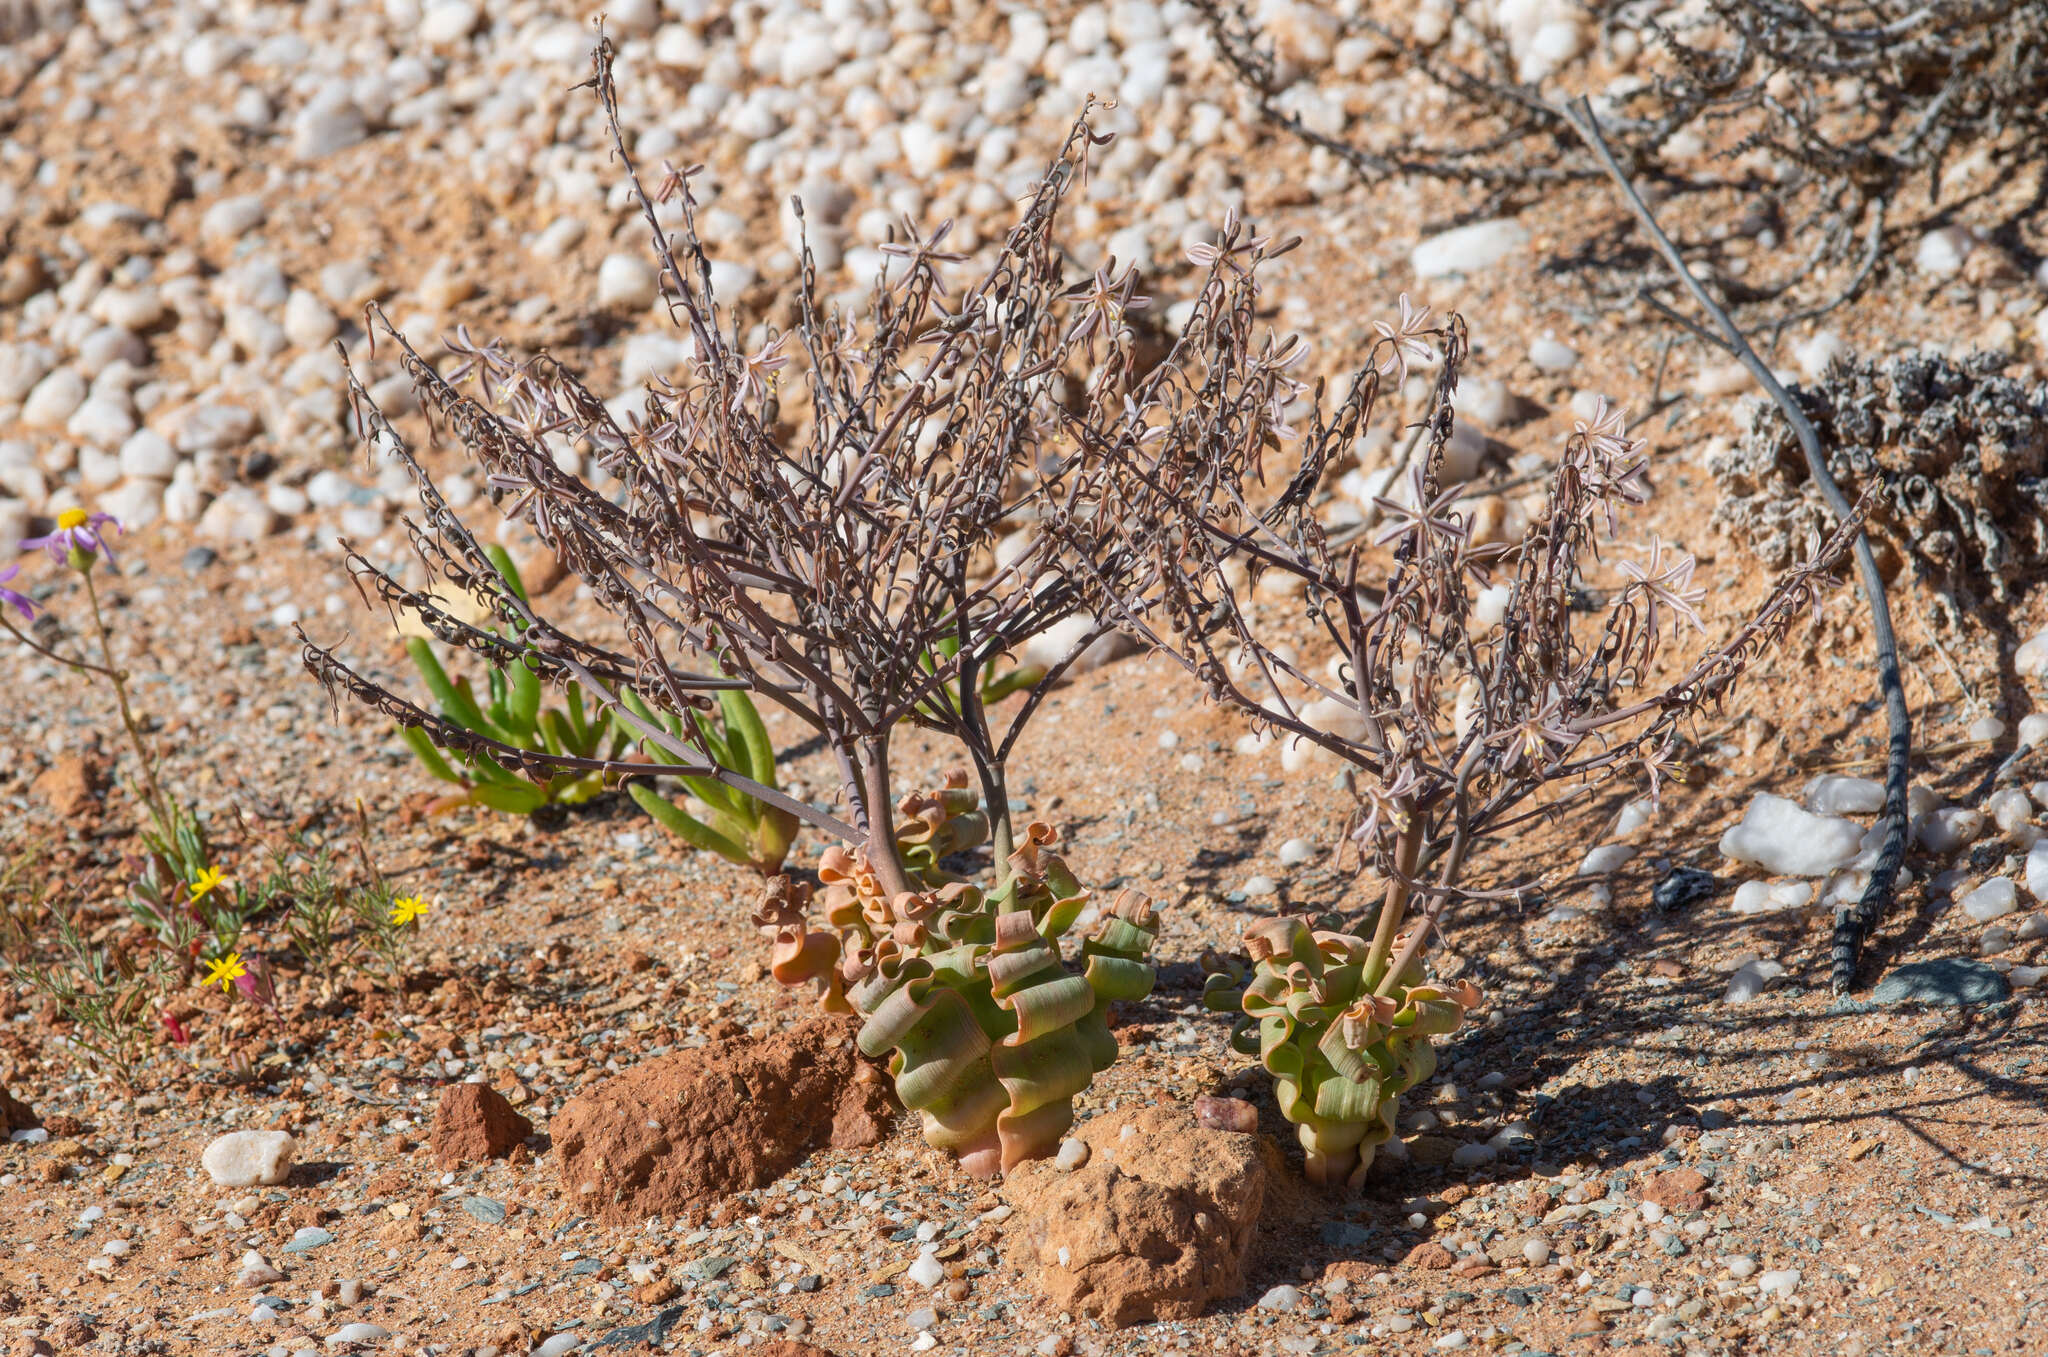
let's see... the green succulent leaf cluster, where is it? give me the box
[756,775,1160,1176]
[621,685,799,877]
[399,548,624,814]
[1204,916,1483,1187]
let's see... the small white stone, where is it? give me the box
[898,121,954,177]
[1522,1238,1551,1265]
[1278,838,1314,867]
[1411,220,1529,278]
[1961,878,2018,923]
[604,0,660,35]
[531,217,586,262]
[1915,807,1985,855]
[283,291,339,349]
[1731,881,1812,916]
[1451,1142,1497,1168]
[1723,959,1785,1004]
[202,1130,296,1186]
[203,194,268,242]
[237,1249,286,1288]
[1968,715,2007,744]
[22,367,87,427]
[1803,774,1885,815]
[2019,714,2048,750]
[1726,1256,1758,1279]
[2024,840,2048,902]
[529,1335,580,1357]
[1756,1268,1801,1298]
[1055,1138,1090,1171]
[292,94,369,161]
[1473,582,1512,628]
[174,403,261,453]
[0,343,57,403]
[1578,844,1634,876]
[1719,794,1862,876]
[67,396,137,448]
[1793,330,1847,380]
[1915,227,1973,279]
[1987,788,2033,836]
[597,254,659,310]
[1256,1284,1302,1313]
[780,30,838,82]
[905,1251,946,1289]
[118,429,178,480]
[419,0,479,44]
[92,287,165,332]
[325,1326,389,1350]
[1528,336,1577,373]
[1242,875,1277,897]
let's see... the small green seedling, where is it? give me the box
[622,686,801,876]
[399,547,625,814]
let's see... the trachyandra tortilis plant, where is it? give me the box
[757,771,1160,1175]
[1205,918,1479,1186]
[1072,261,1864,1179]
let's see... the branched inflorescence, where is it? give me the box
[1066,259,1864,1170]
[300,40,1361,908]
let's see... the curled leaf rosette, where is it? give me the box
[1204,916,1482,1187]
[758,775,1160,1176]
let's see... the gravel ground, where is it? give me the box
[4,2,2048,1356]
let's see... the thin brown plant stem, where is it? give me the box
[857,739,917,900]
[1362,814,1423,988]
[81,569,168,820]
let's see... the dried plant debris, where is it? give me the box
[1709,350,2048,608]
[1197,0,2048,311]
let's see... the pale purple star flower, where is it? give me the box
[1618,539,1707,636]
[1374,293,1435,385]
[22,509,121,569]
[0,563,37,619]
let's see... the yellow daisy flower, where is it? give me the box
[201,952,248,994]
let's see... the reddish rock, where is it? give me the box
[1642,1167,1711,1214]
[0,1084,35,1135]
[431,1082,532,1169]
[1001,1105,1274,1328]
[1405,1240,1456,1270]
[31,754,102,819]
[550,1015,896,1223]
[1193,1095,1258,1133]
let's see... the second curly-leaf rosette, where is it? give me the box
[1205,917,1482,1188]
[756,773,1160,1176]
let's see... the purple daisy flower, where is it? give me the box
[22,508,121,569]
[0,563,36,620]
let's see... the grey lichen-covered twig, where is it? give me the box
[1560,96,1911,994]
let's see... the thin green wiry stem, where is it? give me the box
[81,569,168,819]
